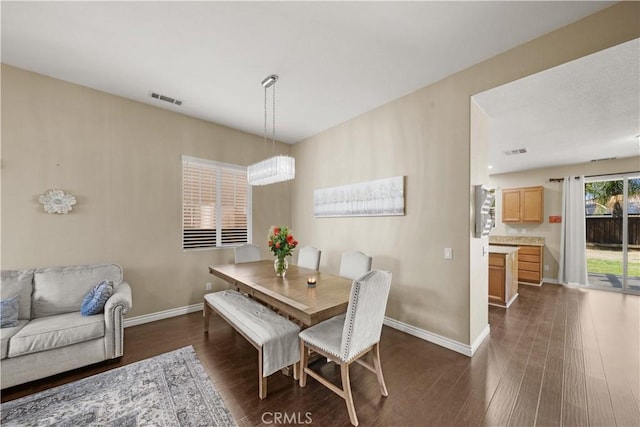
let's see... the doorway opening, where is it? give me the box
[585,173,640,293]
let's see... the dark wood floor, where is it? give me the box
[2,283,639,426]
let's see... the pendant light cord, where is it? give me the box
[264,85,268,156]
[272,82,276,155]
[261,74,279,157]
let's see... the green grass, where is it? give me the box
[587,258,640,277]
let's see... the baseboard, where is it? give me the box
[124,303,204,328]
[470,324,491,356]
[543,277,562,285]
[505,292,519,308]
[488,293,518,309]
[125,306,494,357]
[518,281,542,287]
[383,317,489,357]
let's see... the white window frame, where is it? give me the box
[182,155,252,251]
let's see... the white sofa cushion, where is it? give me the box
[8,312,105,358]
[1,320,28,360]
[1,269,35,320]
[33,264,122,318]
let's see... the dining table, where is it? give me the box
[208,260,353,327]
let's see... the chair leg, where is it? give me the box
[372,343,388,397]
[299,339,308,387]
[203,303,211,333]
[340,363,359,426]
[259,347,267,399]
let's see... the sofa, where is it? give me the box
[0,264,132,389]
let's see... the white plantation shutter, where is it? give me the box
[220,169,249,245]
[182,156,252,250]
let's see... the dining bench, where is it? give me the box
[204,289,301,399]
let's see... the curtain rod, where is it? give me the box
[549,170,640,182]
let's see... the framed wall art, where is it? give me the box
[314,176,405,217]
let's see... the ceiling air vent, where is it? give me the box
[504,148,528,156]
[150,92,183,106]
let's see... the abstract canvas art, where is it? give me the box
[314,176,405,217]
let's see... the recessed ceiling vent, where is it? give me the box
[150,92,183,106]
[504,148,528,156]
[590,157,616,162]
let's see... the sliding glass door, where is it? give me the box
[585,174,640,293]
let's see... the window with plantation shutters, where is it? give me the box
[182,156,252,250]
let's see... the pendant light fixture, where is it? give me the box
[247,74,295,186]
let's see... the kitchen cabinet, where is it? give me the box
[488,246,519,307]
[489,241,544,285]
[516,245,543,284]
[502,186,544,223]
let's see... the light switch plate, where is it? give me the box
[444,248,453,259]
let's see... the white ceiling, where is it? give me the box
[474,37,640,175]
[1,1,624,170]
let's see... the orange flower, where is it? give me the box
[268,226,297,260]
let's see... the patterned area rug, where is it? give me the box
[1,346,237,426]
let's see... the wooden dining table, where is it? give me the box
[208,260,352,327]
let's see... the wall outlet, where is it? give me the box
[205,282,212,291]
[544,265,549,271]
[521,228,527,234]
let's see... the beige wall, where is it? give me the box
[490,156,640,281]
[291,3,639,347]
[1,65,292,318]
[469,99,491,344]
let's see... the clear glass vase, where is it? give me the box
[274,257,288,277]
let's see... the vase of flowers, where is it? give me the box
[268,226,298,277]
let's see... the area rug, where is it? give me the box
[1,346,237,426]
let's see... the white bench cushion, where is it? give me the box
[205,290,300,376]
[8,312,105,358]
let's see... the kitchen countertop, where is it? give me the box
[489,235,545,246]
[489,245,520,254]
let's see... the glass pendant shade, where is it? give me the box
[247,155,295,186]
[248,74,295,186]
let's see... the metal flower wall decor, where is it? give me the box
[39,189,77,214]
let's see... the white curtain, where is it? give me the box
[558,175,588,285]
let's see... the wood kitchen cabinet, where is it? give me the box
[517,245,543,284]
[491,243,543,285]
[488,246,519,307]
[502,186,544,223]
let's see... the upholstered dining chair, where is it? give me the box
[234,244,261,263]
[338,251,372,280]
[299,270,392,426]
[297,246,321,271]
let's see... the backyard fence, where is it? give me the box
[586,216,640,247]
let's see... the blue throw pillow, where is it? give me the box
[81,280,114,316]
[1,296,20,328]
